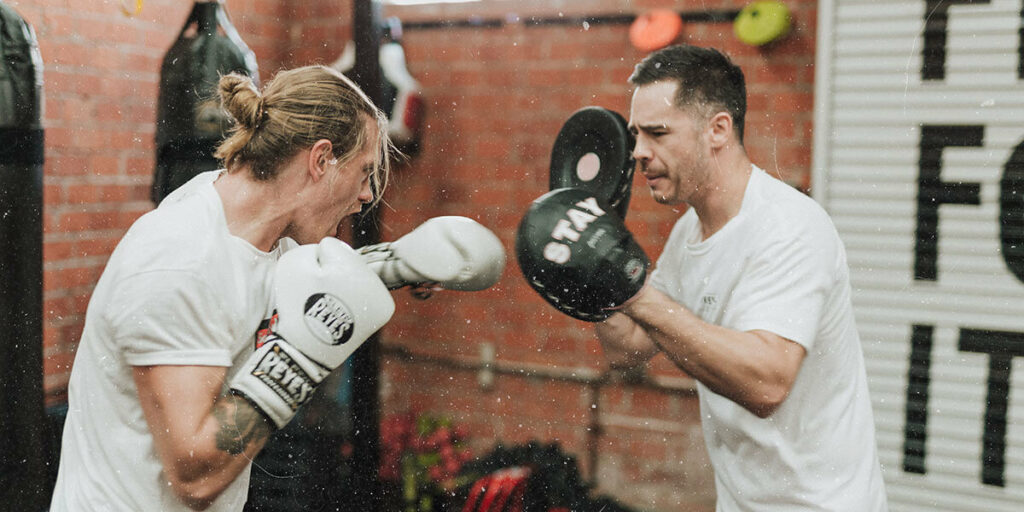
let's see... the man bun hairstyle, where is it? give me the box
[215,65,392,206]
[629,44,747,143]
[218,74,264,132]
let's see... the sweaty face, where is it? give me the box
[323,120,378,239]
[292,117,378,244]
[628,80,710,206]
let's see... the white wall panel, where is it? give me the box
[817,0,1024,507]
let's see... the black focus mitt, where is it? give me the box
[549,107,636,220]
[515,188,649,322]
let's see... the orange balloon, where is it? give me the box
[629,10,684,52]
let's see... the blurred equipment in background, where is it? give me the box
[548,107,635,220]
[330,40,356,74]
[628,9,683,52]
[332,16,425,159]
[733,1,791,46]
[457,442,639,512]
[119,0,143,17]
[152,0,258,204]
[378,17,425,158]
[0,2,48,509]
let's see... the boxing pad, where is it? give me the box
[516,188,649,322]
[549,107,635,220]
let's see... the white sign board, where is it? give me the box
[814,0,1024,509]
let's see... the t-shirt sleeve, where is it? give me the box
[106,270,234,367]
[649,255,670,295]
[649,213,691,297]
[727,231,836,351]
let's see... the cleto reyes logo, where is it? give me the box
[303,293,355,345]
[252,344,315,411]
[543,196,606,264]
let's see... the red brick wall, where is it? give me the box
[23,0,816,510]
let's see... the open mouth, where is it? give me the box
[333,205,362,238]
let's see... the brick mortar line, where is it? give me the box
[44,229,132,242]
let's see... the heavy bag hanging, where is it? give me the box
[153,0,258,203]
[0,2,48,508]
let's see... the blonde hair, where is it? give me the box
[215,65,391,206]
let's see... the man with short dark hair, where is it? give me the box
[597,44,888,509]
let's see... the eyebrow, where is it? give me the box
[629,123,668,134]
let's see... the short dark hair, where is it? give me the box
[629,44,747,142]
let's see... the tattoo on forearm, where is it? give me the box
[212,393,272,455]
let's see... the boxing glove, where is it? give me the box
[515,188,650,322]
[357,216,506,292]
[230,238,395,429]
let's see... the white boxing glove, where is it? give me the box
[230,238,395,429]
[358,216,506,292]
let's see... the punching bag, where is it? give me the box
[0,2,48,509]
[152,0,258,203]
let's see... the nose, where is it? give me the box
[632,136,652,164]
[357,179,374,204]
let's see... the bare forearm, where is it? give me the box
[134,366,275,510]
[595,312,659,368]
[169,392,273,509]
[641,309,780,409]
[209,392,273,457]
[622,288,803,417]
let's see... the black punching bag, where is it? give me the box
[0,2,47,509]
[152,0,257,203]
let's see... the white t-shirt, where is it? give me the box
[650,167,887,511]
[50,171,294,512]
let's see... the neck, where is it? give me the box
[690,151,753,241]
[214,169,295,252]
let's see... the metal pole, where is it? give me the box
[349,0,383,507]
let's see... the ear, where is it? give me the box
[706,112,734,149]
[307,139,335,182]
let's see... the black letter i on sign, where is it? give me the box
[903,324,934,476]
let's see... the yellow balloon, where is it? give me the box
[734,1,792,46]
